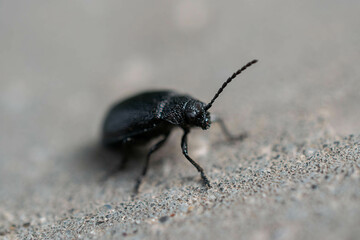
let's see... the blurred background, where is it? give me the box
[0,0,360,236]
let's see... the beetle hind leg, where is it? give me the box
[134,133,170,194]
[181,128,211,188]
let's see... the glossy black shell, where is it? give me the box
[102,90,196,148]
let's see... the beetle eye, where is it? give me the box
[205,112,211,123]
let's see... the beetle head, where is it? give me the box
[184,100,211,130]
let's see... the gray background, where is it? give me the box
[1,0,359,239]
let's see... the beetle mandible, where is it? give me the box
[102,60,258,193]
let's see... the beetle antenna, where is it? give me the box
[204,59,258,111]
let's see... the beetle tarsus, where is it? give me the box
[134,178,142,194]
[201,172,212,188]
[231,132,248,141]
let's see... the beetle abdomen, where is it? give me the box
[102,91,176,147]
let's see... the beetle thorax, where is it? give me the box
[159,96,211,130]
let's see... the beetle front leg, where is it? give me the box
[211,115,247,141]
[134,133,170,194]
[181,128,211,188]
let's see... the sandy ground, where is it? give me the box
[1,0,360,239]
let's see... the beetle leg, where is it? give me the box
[211,115,247,141]
[134,133,170,194]
[181,128,211,188]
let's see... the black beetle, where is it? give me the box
[102,60,258,193]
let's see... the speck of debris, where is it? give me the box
[22,222,30,227]
[103,204,112,210]
[159,216,169,223]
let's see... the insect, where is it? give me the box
[102,60,258,193]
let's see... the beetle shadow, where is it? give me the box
[72,140,148,184]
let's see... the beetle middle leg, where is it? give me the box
[211,115,247,141]
[134,133,170,194]
[181,128,211,188]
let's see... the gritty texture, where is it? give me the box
[1,0,360,240]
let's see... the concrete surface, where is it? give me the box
[1,0,360,239]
